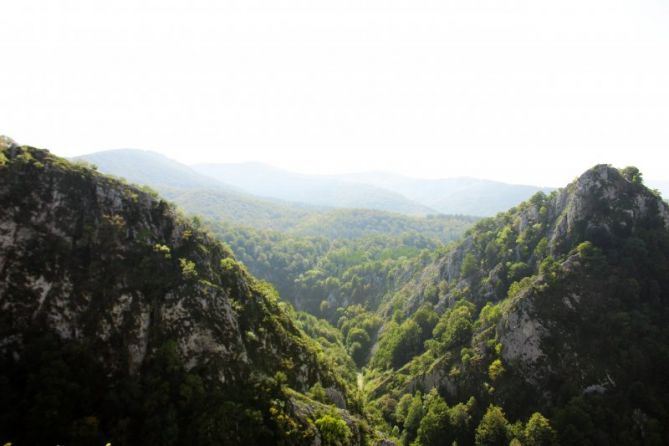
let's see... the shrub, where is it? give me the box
[315,414,352,446]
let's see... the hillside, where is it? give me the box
[0,140,370,446]
[78,150,475,237]
[341,171,553,217]
[363,165,669,445]
[192,162,437,216]
[191,162,554,217]
[76,149,234,191]
[76,149,325,231]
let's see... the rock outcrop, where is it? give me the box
[369,163,669,441]
[0,141,366,445]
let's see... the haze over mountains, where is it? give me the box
[78,148,558,218]
[192,162,436,216]
[335,171,554,217]
[75,149,475,239]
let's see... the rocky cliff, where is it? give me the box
[368,164,669,444]
[432,164,669,308]
[0,139,366,445]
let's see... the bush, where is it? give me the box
[620,166,643,185]
[315,414,352,446]
[488,359,505,381]
[179,258,198,279]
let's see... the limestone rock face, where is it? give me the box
[499,293,546,378]
[547,164,669,253]
[0,144,329,390]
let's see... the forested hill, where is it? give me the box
[76,149,475,237]
[193,162,437,215]
[0,140,371,446]
[364,164,669,445]
[191,162,552,217]
[74,149,324,231]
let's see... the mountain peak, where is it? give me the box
[572,163,634,194]
[554,164,669,248]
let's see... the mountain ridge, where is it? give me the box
[0,140,370,445]
[76,148,476,238]
[364,163,669,444]
[192,162,438,216]
[192,161,553,217]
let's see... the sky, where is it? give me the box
[1,0,668,187]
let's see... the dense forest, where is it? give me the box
[205,166,669,445]
[2,137,669,445]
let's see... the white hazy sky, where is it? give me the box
[1,0,668,187]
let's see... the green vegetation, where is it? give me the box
[315,413,353,446]
[475,405,511,446]
[78,148,478,234]
[3,143,669,446]
[621,165,643,185]
[208,222,461,317]
[360,165,669,445]
[178,257,198,279]
[0,145,368,446]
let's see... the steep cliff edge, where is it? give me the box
[0,140,366,445]
[367,164,669,444]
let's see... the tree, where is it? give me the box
[433,303,474,352]
[402,392,424,445]
[417,390,452,446]
[391,319,423,369]
[315,414,352,446]
[308,382,328,404]
[394,393,414,426]
[524,412,557,446]
[346,327,370,347]
[475,405,510,446]
[179,258,198,279]
[449,399,475,446]
[621,166,643,185]
[488,359,505,381]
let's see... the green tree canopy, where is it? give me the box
[475,405,510,446]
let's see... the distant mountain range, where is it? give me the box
[192,162,437,216]
[192,161,554,216]
[336,170,554,216]
[78,150,558,217]
[77,149,669,222]
[74,150,474,238]
[75,150,320,231]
